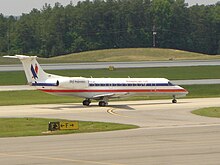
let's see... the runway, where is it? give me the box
[1,98,220,164]
[1,59,220,71]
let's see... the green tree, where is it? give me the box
[188,4,219,54]
[169,0,190,50]
[0,0,219,56]
[0,14,8,54]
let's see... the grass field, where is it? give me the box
[0,84,219,106]
[1,66,220,85]
[192,107,220,118]
[1,48,220,64]
[0,118,138,137]
[0,90,80,105]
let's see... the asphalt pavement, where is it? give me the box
[1,98,220,165]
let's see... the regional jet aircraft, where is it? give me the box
[4,55,188,106]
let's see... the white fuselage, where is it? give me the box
[34,77,188,99]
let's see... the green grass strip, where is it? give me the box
[192,107,220,118]
[0,118,138,138]
[1,66,220,85]
[0,90,81,106]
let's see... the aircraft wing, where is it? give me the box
[92,92,129,100]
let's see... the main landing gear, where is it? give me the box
[82,99,108,107]
[98,101,108,107]
[82,99,91,106]
[98,97,108,107]
[172,95,177,103]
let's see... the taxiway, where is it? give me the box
[0,98,220,164]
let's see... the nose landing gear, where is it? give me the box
[172,95,177,103]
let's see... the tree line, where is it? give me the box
[0,0,220,57]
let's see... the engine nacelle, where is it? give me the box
[58,78,89,89]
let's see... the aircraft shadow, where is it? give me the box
[108,105,135,110]
[37,104,134,110]
[36,104,83,111]
[37,101,190,111]
[121,101,190,106]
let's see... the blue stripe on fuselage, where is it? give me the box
[88,83,173,87]
[32,83,58,86]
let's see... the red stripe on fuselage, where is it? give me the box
[39,89,187,93]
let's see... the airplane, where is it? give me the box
[4,55,188,106]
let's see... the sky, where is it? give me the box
[0,0,219,16]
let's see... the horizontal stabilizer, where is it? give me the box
[3,55,37,60]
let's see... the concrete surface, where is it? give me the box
[0,98,220,164]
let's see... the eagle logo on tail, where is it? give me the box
[31,64,38,79]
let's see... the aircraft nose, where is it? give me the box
[181,87,189,95]
[185,89,189,94]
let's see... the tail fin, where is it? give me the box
[4,55,48,83]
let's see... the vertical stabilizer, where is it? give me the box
[4,55,48,83]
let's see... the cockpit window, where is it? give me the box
[168,81,175,86]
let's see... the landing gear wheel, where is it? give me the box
[83,99,91,106]
[172,99,177,103]
[98,101,107,107]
